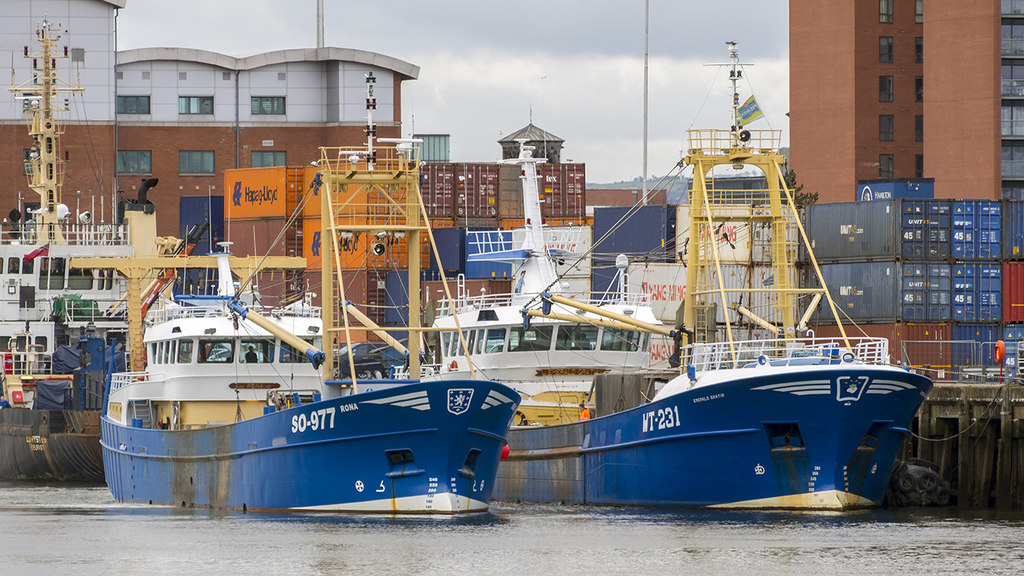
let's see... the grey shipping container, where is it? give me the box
[803,201,898,262]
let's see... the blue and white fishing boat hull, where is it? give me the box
[102,380,519,513]
[497,362,931,509]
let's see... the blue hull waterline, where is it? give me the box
[495,364,931,509]
[102,380,519,513]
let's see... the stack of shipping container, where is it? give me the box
[802,198,1007,377]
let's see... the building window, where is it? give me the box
[222,72,231,81]
[879,115,894,141]
[117,151,152,174]
[915,0,923,23]
[916,114,924,141]
[179,151,214,174]
[879,76,894,102]
[879,0,893,23]
[251,96,286,115]
[252,151,286,167]
[1004,145,1024,178]
[116,95,150,114]
[915,77,923,102]
[915,155,924,178]
[178,96,213,114]
[879,154,894,179]
[179,72,187,81]
[915,37,923,63]
[879,37,894,63]
[142,71,150,80]
[1002,106,1024,136]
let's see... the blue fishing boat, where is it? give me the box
[493,42,933,509]
[102,130,521,513]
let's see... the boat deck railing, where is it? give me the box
[109,371,163,394]
[148,302,322,324]
[434,290,649,317]
[0,222,131,246]
[1,349,52,376]
[686,337,890,372]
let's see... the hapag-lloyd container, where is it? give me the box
[951,200,1001,259]
[952,263,1002,322]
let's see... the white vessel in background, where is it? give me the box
[424,143,663,425]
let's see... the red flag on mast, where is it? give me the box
[25,244,49,262]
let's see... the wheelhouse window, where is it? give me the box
[177,339,193,364]
[279,338,315,363]
[68,267,93,290]
[555,325,598,351]
[483,328,507,353]
[241,339,275,363]
[38,257,65,290]
[509,325,553,352]
[198,339,234,363]
[600,328,642,352]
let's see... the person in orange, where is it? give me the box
[579,402,591,421]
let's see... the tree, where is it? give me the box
[783,166,818,209]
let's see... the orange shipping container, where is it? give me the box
[225,166,303,220]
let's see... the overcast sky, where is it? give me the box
[116,1,789,183]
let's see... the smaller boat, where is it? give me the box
[422,143,661,425]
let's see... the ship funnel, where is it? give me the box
[137,177,159,204]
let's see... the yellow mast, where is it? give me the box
[9,19,83,245]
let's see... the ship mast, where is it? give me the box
[10,20,83,245]
[683,42,844,350]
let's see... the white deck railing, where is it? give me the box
[685,337,890,372]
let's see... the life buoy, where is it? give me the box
[449,360,458,371]
[995,340,1006,363]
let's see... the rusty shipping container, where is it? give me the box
[1003,262,1024,323]
[537,163,586,219]
[498,164,525,219]
[420,163,457,218]
[808,322,953,372]
[454,163,500,219]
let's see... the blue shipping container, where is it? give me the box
[384,270,410,326]
[952,200,1001,259]
[901,262,951,322]
[952,324,1001,369]
[952,263,1002,322]
[179,195,224,255]
[857,179,934,201]
[1002,201,1024,260]
[429,228,466,276]
[900,200,951,260]
[803,201,898,262]
[1000,324,1024,370]
[814,262,900,323]
[593,205,675,262]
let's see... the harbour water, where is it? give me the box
[2,481,1023,576]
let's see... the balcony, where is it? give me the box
[1002,79,1024,97]
[1004,38,1024,56]
[1005,0,1024,15]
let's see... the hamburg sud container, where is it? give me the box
[951,200,1001,259]
[952,263,1001,322]
[179,195,224,255]
[592,205,675,296]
